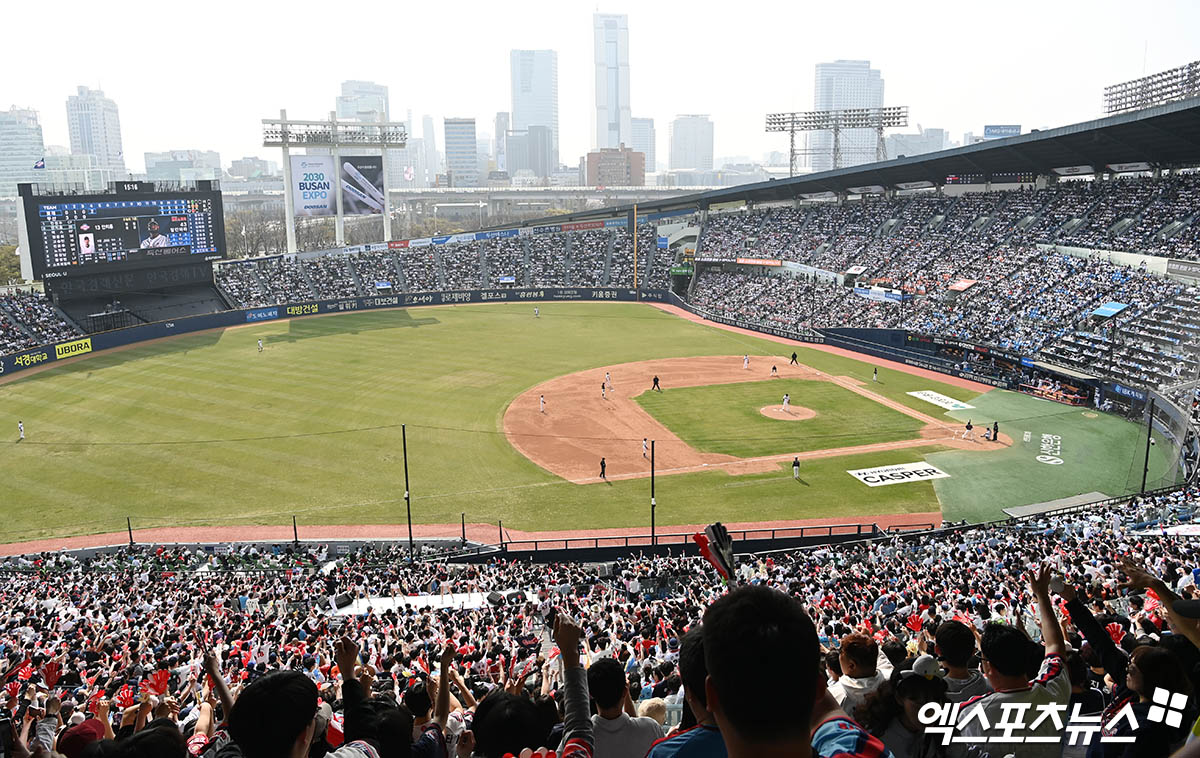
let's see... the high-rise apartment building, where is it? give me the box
[0,107,45,197]
[668,115,714,171]
[336,80,389,121]
[66,86,126,174]
[443,118,478,187]
[810,60,885,172]
[583,144,644,187]
[494,112,510,173]
[510,50,559,168]
[631,118,656,173]
[144,150,222,182]
[593,13,631,149]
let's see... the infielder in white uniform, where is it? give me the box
[534,306,539,318]
[743,354,749,370]
[642,438,648,458]
[539,394,545,413]
[18,421,24,441]
[605,371,612,389]
[782,393,790,413]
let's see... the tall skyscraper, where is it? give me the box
[443,118,478,187]
[593,13,631,149]
[0,107,45,197]
[631,117,656,172]
[334,81,406,187]
[668,115,714,171]
[66,86,125,174]
[811,60,885,172]
[510,50,559,168]
[336,80,389,121]
[422,114,439,179]
[494,112,510,173]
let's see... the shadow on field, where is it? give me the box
[268,311,440,344]
[14,331,227,381]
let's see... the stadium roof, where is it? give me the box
[543,96,1200,223]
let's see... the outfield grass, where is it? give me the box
[634,379,924,458]
[0,302,1157,540]
[929,390,1180,523]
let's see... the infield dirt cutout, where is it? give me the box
[503,355,1009,483]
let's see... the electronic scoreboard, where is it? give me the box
[18,182,227,281]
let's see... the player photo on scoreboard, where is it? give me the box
[76,233,97,261]
[139,217,171,248]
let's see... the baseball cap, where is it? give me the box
[58,717,105,758]
[900,654,945,681]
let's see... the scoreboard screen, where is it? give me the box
[20,186,227,280]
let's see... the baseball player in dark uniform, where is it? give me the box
[599,457,607,480]
[789,352,798,365]
[652,376,661,392]
[792,457,800,480]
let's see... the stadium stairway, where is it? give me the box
[297,260,319,295]
[479,242,491,288]
[433,250,448,290]
[389,253,407,292]
[347,257,367,296]
[521,238,533,287]
[602,232,616,286]
[564,234,576,287]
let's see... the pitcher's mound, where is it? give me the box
[760,405,817,421]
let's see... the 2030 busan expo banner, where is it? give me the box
[291,156,336,217]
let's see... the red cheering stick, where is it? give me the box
[145,669,170,696]
[115,683,135,708]
[41,661,61,689]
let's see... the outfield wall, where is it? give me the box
[0,287,671,378]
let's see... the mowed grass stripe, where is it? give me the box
[1,303,998,539]
[635,379,925,458]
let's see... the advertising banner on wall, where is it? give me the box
[291,156,336,217]
[339,156,386,215]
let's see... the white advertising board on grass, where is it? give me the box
[907,390,974,411]
[847,461,951,487]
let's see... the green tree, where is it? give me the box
[0,245,21,284]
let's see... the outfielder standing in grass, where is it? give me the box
[792,456,800,480]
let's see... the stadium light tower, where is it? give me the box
[263,109,408,254]
[765,106,908,176]
[1104,60,1200,114]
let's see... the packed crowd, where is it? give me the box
[0,292,83,355]
[4,488,1200,758]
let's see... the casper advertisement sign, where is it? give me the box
[291,156,336,217]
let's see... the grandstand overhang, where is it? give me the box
[526,97,1200,226]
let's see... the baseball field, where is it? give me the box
[0,301,1177,545]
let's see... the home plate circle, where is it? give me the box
[759,405,817,421]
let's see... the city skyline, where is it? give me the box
[2,0,1198,178]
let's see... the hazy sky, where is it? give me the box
[5,0,1199,174]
